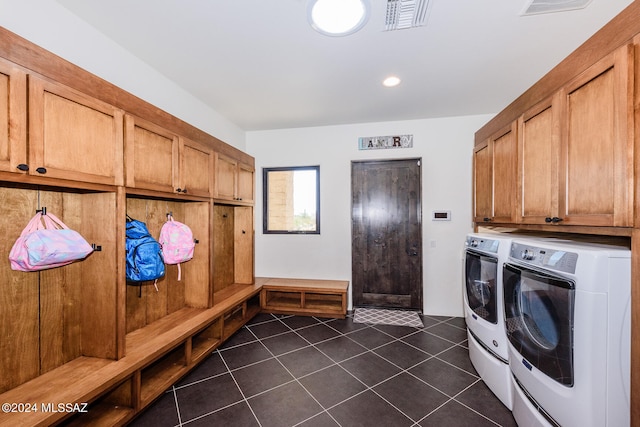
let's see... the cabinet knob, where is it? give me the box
[16,163,29,171]
[182,188,187,194]
[483,217,492,222]
[35,167,47,174]
[545,217,553,223]
[176,188,182,193]
[551,217,563,223]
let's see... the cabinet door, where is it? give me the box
[29,75,124,186]
[0,59,27,174]
[215,153,237,201]
[473,140,492,223]
[518,94,561,224]
[124,114,178,193]
[560,44,633,226]
[179,137,214,198]
[236,163,254,204]
[491,123,517,223]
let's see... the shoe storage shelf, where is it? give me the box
[259,277,349,319]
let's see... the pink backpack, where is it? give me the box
[158,214,195,281]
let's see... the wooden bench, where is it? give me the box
[258,277,349,318]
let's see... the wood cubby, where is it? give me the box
[259,278,349,319]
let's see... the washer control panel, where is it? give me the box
[465,236,499,254]
[510,242,578,274]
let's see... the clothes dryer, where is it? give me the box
[464,232,524,409]
[503,238,631,427]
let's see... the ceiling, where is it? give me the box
[56,0,633,131]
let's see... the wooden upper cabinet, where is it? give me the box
[28,75,124,186]
[215,153,254,204]
[473,123,517,224]
[179,137,214,198]
[0,59,27,174]
[518,93,561,224]
[473,140,492,223]
[559,44,633,227]
[124,114,178,194]
[237,162,255,204]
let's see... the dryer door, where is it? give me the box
[465,250,498,324]
[503,263,575,386]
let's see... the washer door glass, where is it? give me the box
[465,251,498,324]
[503,263,575,386]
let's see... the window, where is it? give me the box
[263,166,320,234]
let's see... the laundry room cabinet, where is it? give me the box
[476,44,634,228]
[473,122,517,224]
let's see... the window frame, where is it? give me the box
[262,165,320,234]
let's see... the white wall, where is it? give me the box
[0,0,245,150]
[247,114,493,316]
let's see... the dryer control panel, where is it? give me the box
[465,236,499,254]
[510,242,578,274]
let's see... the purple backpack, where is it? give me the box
[158,214,195,281]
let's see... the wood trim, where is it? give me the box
[0,26,253,167]
[475,0,640,145]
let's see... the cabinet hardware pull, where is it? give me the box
[551,217,563,223]
[182,188,187,194]
[545,217,553,223]
[16,163,29,171]
[483,217,492,222]
[176,188,182,193]
[36,167,47,174]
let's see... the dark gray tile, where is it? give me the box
[297,411,341,426]
[129,391,178,427]
[175,373,243,422]
[446,317,467,329]
[409,358,477,397]
[374,373,450,421]
[372,323,421,338]
[260,331,309,356]
[401,331,455,355]
[437,344,477,375]
[221,326,258,348]
[277,345,335,378]
[347,327,396,350]
[455,381,517,426]
[280,315,323,330]
[419,399,498,427]
[186,401,259,426]
[219,341,272,370]
[177,351,227,386]
[329,390,414,427]
[324,317,369,334]
[426,322,468,344]
[373,340,430,369]
[314,335,367,362]
[248,381,323,427]
[298,365,367,408]
[340,351,401,387]
[232,357,295,398]
[295,323,342,344]
[248,319,290,339]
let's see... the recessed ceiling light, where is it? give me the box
[383,76,401,87]
[308,0,370,37]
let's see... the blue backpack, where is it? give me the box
[125,216,165,289]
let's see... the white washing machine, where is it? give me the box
[464,231,524,409]
[503,238,631,427]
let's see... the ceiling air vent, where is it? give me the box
[385,0,431,31]
[521,0,593,16]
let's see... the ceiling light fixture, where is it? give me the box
[308,0,370,37]
[383,76,401,87]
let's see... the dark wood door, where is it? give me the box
[351,158,422,309]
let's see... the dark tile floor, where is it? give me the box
[129,313,517,427]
